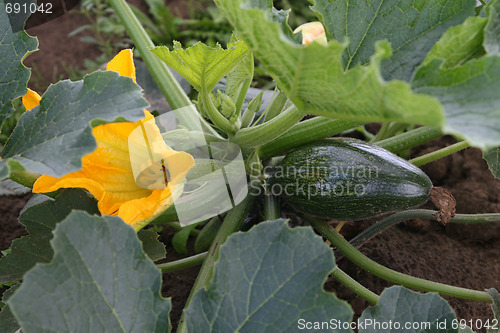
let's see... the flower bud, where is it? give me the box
[293,22,327,46]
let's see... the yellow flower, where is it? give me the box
[293,22,327,46]
[29,50,195,231]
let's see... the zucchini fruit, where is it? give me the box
[272,138,432,220]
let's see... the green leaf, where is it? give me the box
[311,0,475,82]
[0,179,29,196]
[214,0,444,126]
[152,40,250,92]
[1,70,148,177]
[0,284,20,333]
[185,219,353,332]
[172,223,199,254]
[413,50,500,150]
[419,17,488,70]
[0,189,99,284]
[484,0,500,55]
[0,0,38,127]
[483,147,500,179]
[487,288,500,327]
[8,211,171,333]
[359,286,457,332]
[138,229,166,262]
[0,158,23,182]
[225,36,254,114]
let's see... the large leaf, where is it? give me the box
[412,13,500,150]
[360,286,458,332]
[0,189,99,284]
[484,0,500,55]
[185,219,353,332]
[484,147,500,179]
[0,285,19,333]
[8,211,171,333]
[1,70,148,177]
[214,0,445,125]
[487,288,500,331]
[138,229,167,262]
[152,40,250,92]
[311,0,475,82]
[0,179,30,196]
[0,0,38,127]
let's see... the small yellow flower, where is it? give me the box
[293,22,327,46]
[29,50,195,230]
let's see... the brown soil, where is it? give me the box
[2,1,500,331]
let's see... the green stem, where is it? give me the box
[234,105,304,148]
[109,0,189,109]
[384,122,412,139]
[109,0,221,138]
[257,118,361,158]
[177,193,256,333]
[264,194,280,220]
[200,80,237,134]
[344,209,500,255]
[308,217,491,302]
[9,169,39,189]
[234,77,252,115]
[161,221,200,237]
[376,126,442,153]
[263,90,287,122]
[372,122,390,142]
[157,252,207,273]
[331,268,379,305]
[409,141,470,167]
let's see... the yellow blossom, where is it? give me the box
[293,22,327,46]
[29,50,195,230]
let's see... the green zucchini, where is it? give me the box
[272,138,432,220]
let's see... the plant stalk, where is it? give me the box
[331,268,379,305]
[264,194,280,220]
[344,209,500,256]
[157,252,207,273]
[8,169,39,189]
[376,126,442,153]
[308,217,491,302]
[109,0,221,138]
[409,141,470,166]
[257,117,361,158]
[234,105,304,148]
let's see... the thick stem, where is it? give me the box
[109,0,221,138]
[234,105,304,148]
[8,169,39,189]
[344,209,500,256]
[157,252,207,273]
[109,0,189,109]
[200,81,237,134]
[308,217,491,302]
[331,268,379,305]
[257,117,361,158]
[409,141,470,167]
[372,122,390,142]
[376,126,442,153]
[177,193,256,333]
[263,90,287,122]
[264,194,280,220]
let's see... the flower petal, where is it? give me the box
[294,22,327,46]
[22,88,41,111]
[106,49,136,83]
